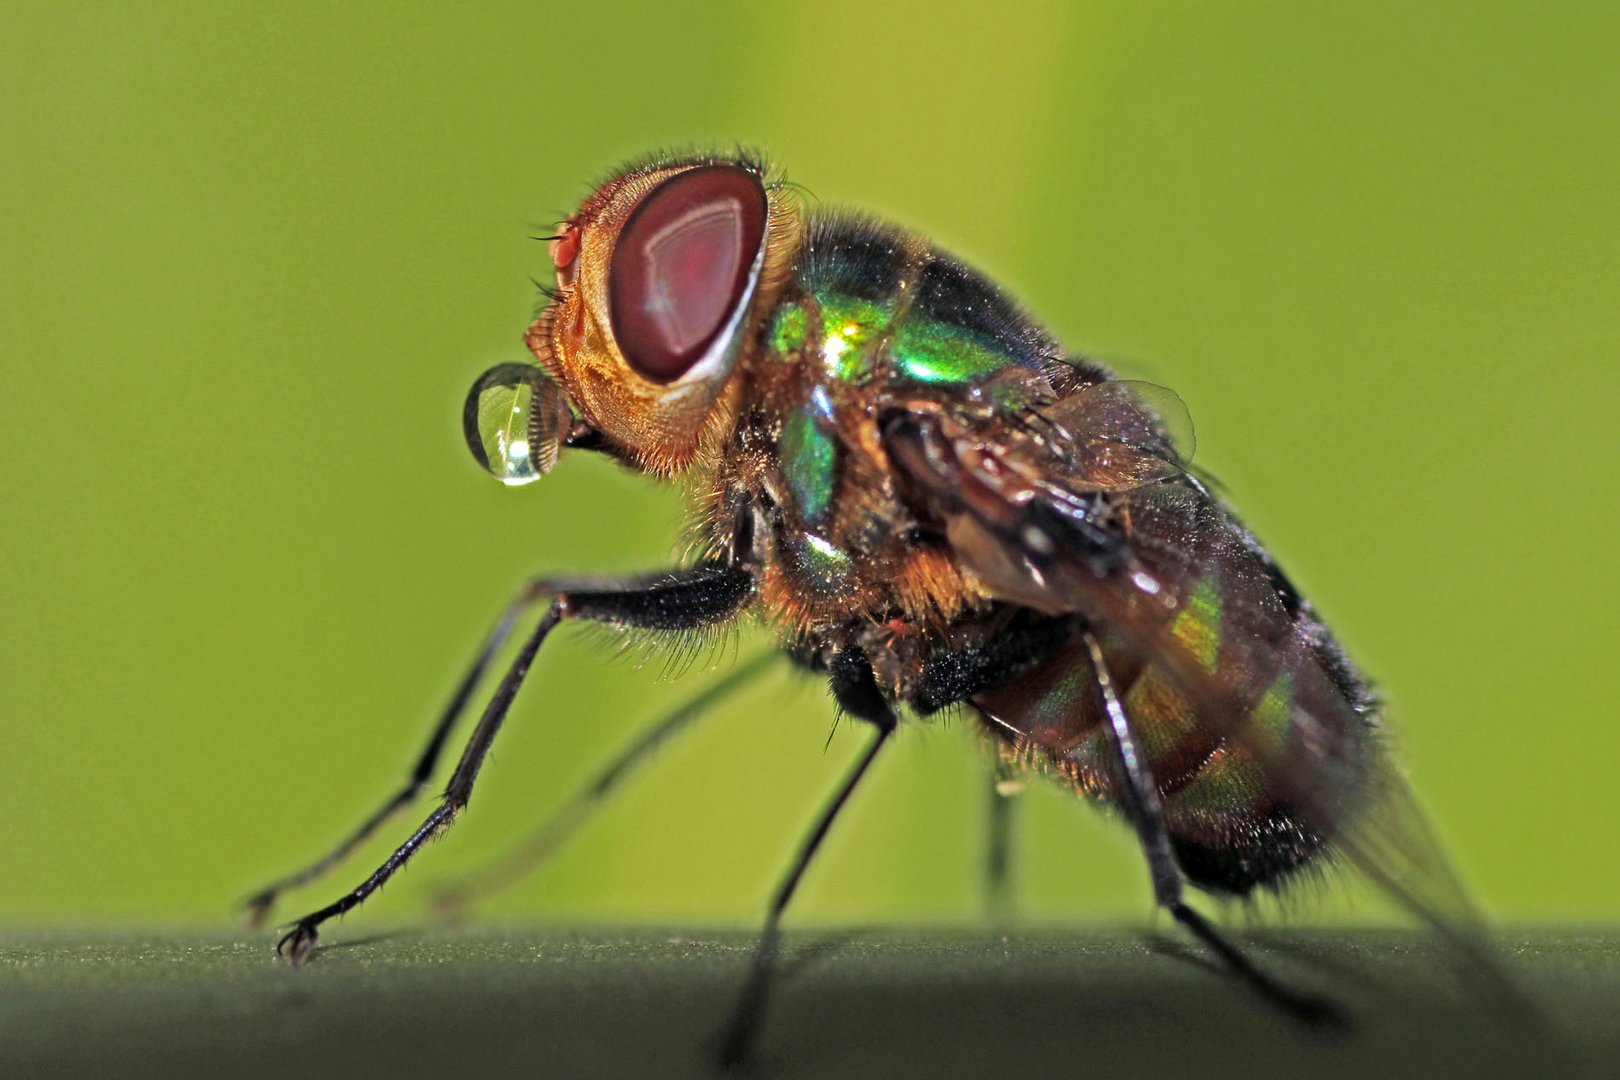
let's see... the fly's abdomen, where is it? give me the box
[968,475,1381,899]
[973,630,1330,895]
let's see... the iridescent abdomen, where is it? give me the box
[972,481,1376,894]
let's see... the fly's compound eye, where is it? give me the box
[608,164,768,384]
[463,362,572,485]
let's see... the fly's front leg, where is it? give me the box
[1078,628,1340,1026]
[274,563,754,965]
[243,583,544,927]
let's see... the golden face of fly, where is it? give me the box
[523,155,802,475]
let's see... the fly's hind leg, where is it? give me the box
[272,563,753,965]
[985,755,1021,925]
[1079,628,1341,1026]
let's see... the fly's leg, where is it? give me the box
[717,647,896,1071]
[909,614,1073,928]
[243,585,546,927]
[1079,628,1340,1025]
[985,756,1021,925]
[274,564,753,965]
[430,650,779,922]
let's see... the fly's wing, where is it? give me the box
[883,383,1483,945]
[995,379,1195,498]
[1038,379,1195,492]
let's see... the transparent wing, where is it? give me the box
[1040,378,1195,492]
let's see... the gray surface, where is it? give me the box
[2,927,1613,1077]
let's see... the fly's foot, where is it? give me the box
[717,1031,755,1075]
[1287,992,1347,1031]
[716,1002,765,1074]
[242,890,276,930]
[276,920,321,966]
[429,887,471,927]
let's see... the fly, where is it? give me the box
[246,149,1513,1067]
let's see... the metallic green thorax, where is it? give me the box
[766,283,1029,552]
[768,289,1022,389]
[778,402,837,524]
[890,318,1015,384]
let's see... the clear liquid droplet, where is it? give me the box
[462,363,568,485]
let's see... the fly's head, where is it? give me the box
[465,151,802,486]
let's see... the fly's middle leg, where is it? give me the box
[429,650,778,922]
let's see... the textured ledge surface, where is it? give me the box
[3,928,1614,1077]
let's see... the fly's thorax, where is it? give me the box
[761,212,1069,390]
[524,152,805,477]
[720,212,1076,635]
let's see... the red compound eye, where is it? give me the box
[608,164,768,383]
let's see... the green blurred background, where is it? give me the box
[2,1,1616,933]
